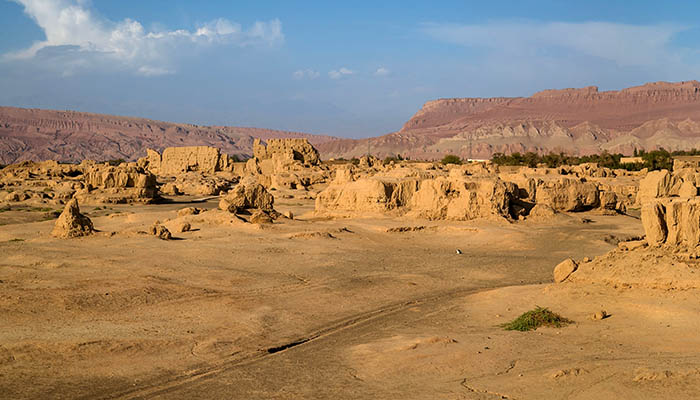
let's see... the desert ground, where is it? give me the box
[1,141,700,399]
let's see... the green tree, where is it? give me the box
[441,154,462,165]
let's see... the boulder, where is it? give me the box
[250,209,273,224]
[219,178,275,214]
[161,182,181,196]
[177,207,204,217]
[51,198,94,238]
[529,204,557,218]
[553,259,578,283]
[175,222,191,233]
[358,155,381,169]
[149,223,172,240]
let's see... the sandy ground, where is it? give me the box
[2,196,698,399]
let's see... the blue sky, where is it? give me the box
[1,1,700,138]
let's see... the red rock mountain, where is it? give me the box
[2,81,700,164]
[317,80,700,160]
[0,107,338,164]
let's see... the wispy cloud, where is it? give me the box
[328,67,354,79]
[293,69,320,80]
[422,21,688,68]
[419,20,700,95]
[374,67,390,76]
[5,0,284,75]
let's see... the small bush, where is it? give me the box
[501,306,572,331]
[384,154,405,163]
[8,238,24,242]
[441,154,462,165]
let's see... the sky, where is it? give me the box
[1,1,700,138]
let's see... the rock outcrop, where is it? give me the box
[315,177,419,215]
[219,178,275,214]
[80,162,158,203]
[149,223,172,240]
[408,177,516,220]
[553,259,578,283]
[245,138,330,191]
[316,162,633,219]
[0,160,158,205]
[316,172,518,221]
[51,198,94,238]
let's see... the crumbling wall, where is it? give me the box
[253,138,320,166]
[141,146,235,175]
[315,174,517,221]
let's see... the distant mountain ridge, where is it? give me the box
[3,80,700,164]
[316,80,700,160]
[0,106,339,164]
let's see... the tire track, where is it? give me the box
[99,285,498,400]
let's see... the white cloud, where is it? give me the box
[293,69,320,80]
[374,67,390,76]
[328,67,354,79]
[421,21,687,68]
[6,0,284,75]
[138,66,174,77]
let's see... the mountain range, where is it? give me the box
[317,80,700,160]
[2,80,700,164]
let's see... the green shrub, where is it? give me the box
[501,306,572,331]
[441,154,462,165]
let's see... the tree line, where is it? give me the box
[490,149,700,171]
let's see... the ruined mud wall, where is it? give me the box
[141,146,235,175]
[253,138,320,166]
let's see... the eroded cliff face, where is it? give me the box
[317,81,700,160]
[0,107,338,164]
